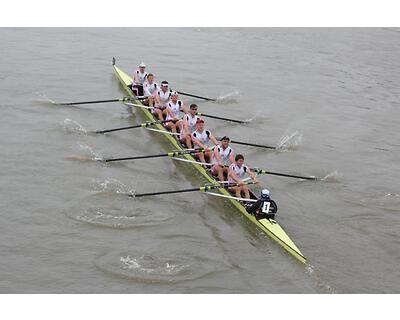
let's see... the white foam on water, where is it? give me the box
[276,130,303,150]
[63,118,88,134]
[216,90,240,104]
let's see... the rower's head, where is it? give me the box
[147,73,154,83]
[161,81,169,92]
[190,103,198,115]
[260,189,270,200]
[235,154,244,166]
[139,62,146,72]
[220,136,230,148]
[171,91,178,103]
[196,118,205,131]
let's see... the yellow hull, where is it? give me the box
[112,59,306,264]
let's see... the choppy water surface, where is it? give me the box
[1,28,399,293]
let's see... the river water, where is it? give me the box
[1,28,399,293]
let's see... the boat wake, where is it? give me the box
[276,130,303,150]
[64,190,174,228]
[216,90,240,104]
[94,250,229,283]
[305,264,337,293]
[350,192,400,212]
[63,118,88,135]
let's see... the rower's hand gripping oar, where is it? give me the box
[132,181,255,198]
[101,148,210,163]
[56,97,134,106]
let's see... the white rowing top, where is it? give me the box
[158,89,171,108]
[166,100,183,120]
[143,81,158,97]
[212,145,233,165]
[228,163,249,183]
[192,129,211,147]
[182,113,199,134]
[135,70,148,84]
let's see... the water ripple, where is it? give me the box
[94,250,229,283]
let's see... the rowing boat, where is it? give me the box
[112,58,307,264]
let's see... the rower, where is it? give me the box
[246,189,278,220]
[191,118,219,164]
[211,136,235,182]
[154,80,171,120]
[164,91,187,134]
[132,62,148,96]
[228,154,258,199]
[142,73,158,107]
[180,103,200,149]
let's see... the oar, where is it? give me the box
[57,97,133,106]
[133,181,254,198]
[252,168,318,180]
[95,119,178,134]
[215,137,276,150]
[102,148,207,163]
[197,112,245,124]
[176,91,216,102]
[132,83,216,102]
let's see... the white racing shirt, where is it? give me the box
[228,163,249,183]
[166,100,183,120]
[143,81,158,97]
[192,129,212,147]
[135,70,148,84]
[158,90,171,108]
[212,145,233,165]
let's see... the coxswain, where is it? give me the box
[211,136,235,182]
[246,189,278,220]
[164,91,187,134]
[142,73,158,107]
[191,118,219,164]
[154,80,171,120]
[180,103,200,149]
[132,62,148,96]
[228,154,258,199]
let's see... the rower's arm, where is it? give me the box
[214,148,222,163]
[155,94,161,105]
[247,168,258,182]
[183,116,189,132]
[180,103,188,114]
[209,134,219,146]
[166,107,175,118]
[133,70,138,83]
[228,169,241,183]
[228,153,235,164]
[192,136,206,149]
